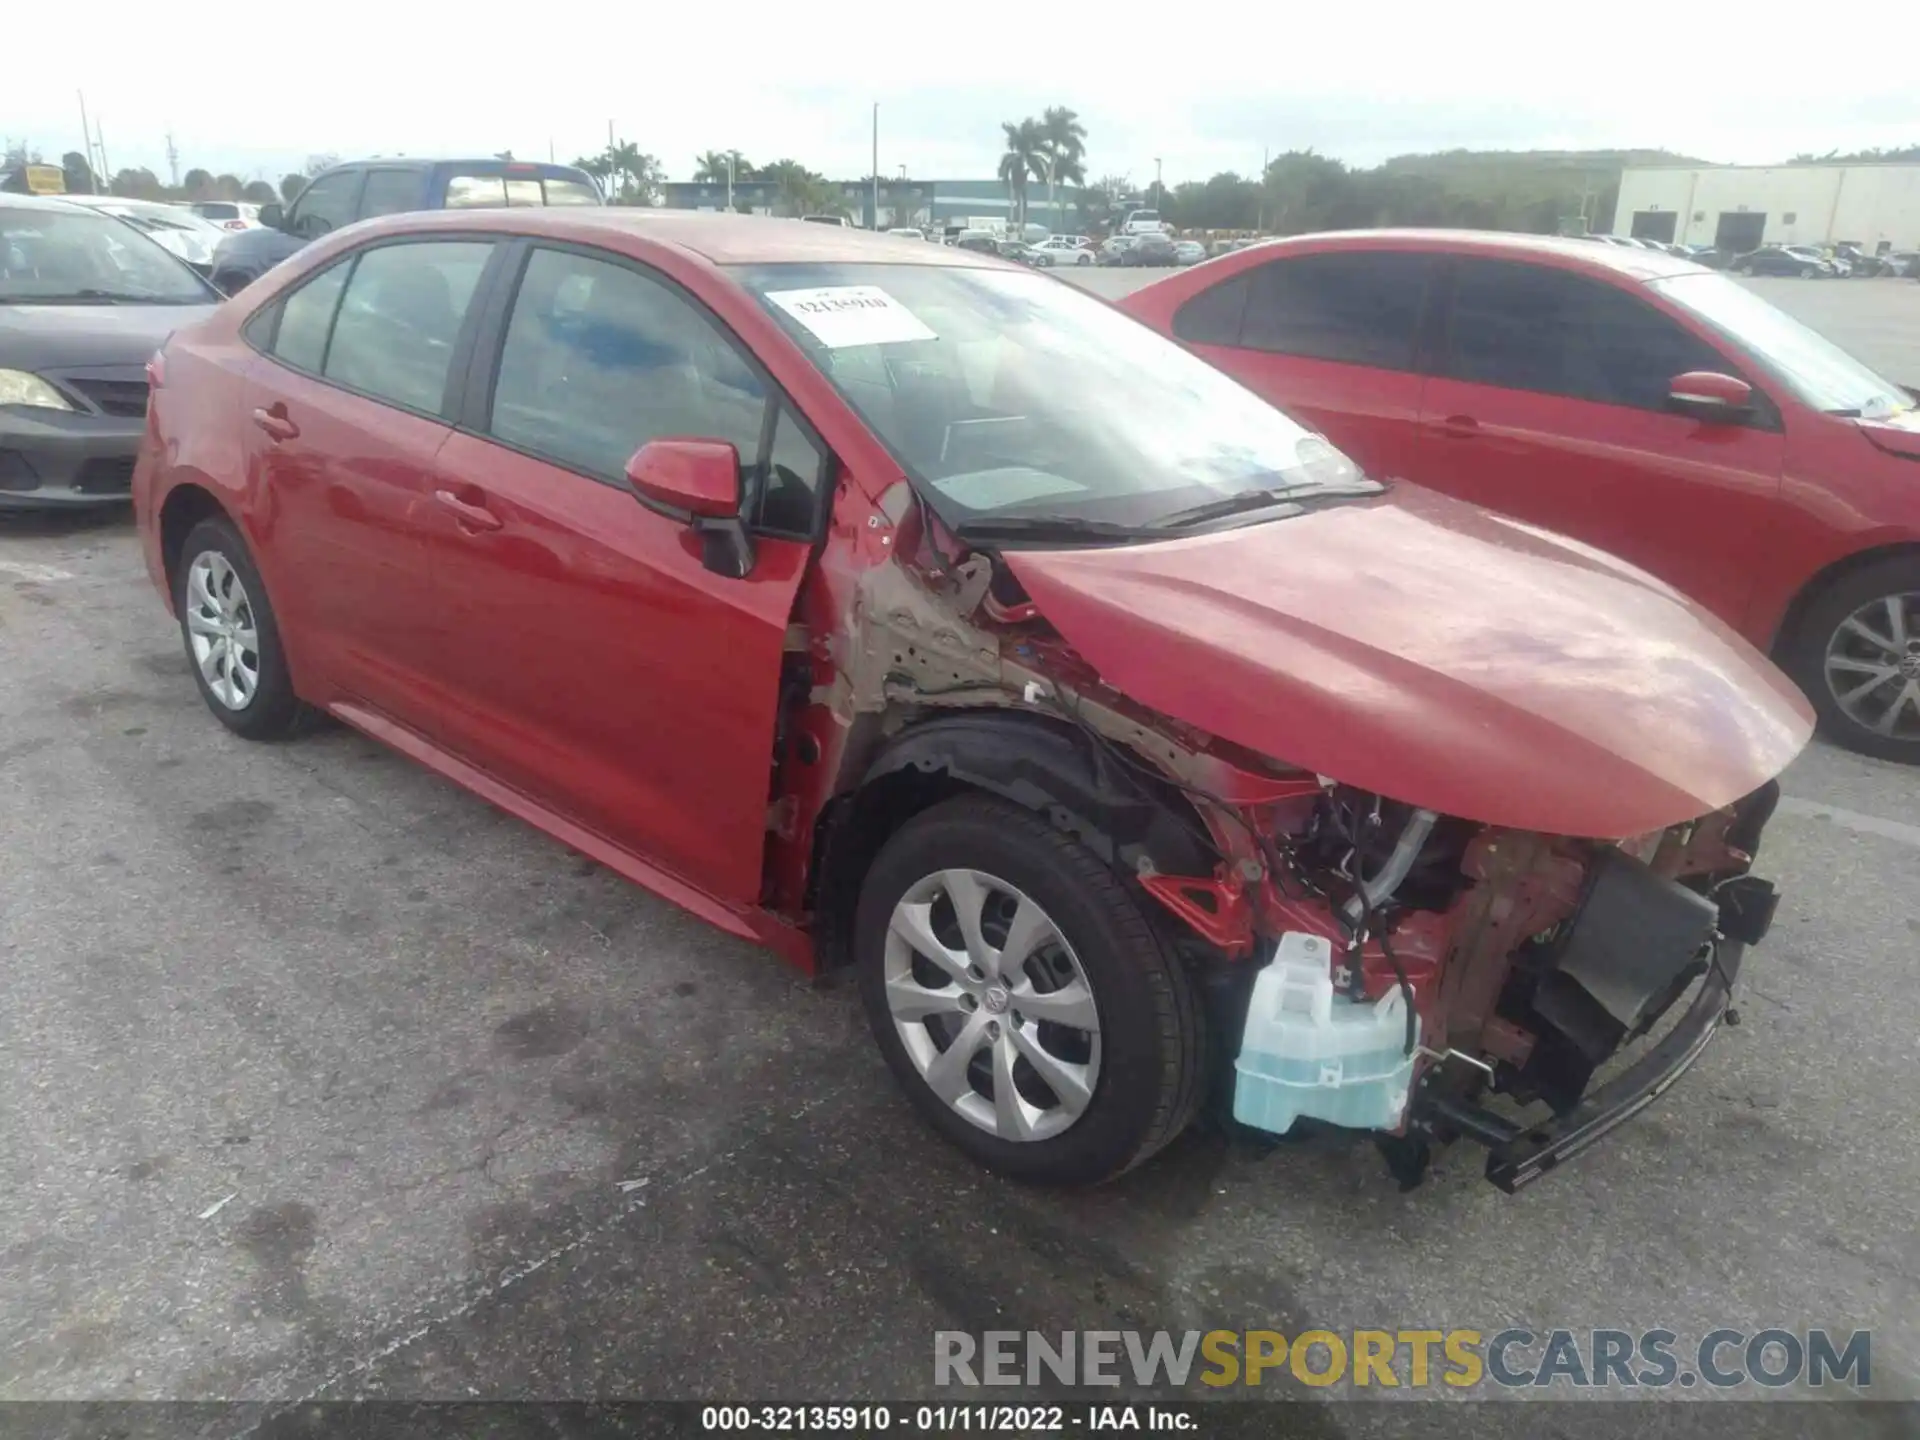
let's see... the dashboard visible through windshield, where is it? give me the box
[734,260,1378,535]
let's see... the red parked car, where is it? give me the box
[135,210,1808,1192]
[1118,230,1920,763]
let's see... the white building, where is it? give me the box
[1611,163,1920,253]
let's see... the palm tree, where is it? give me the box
[693,150,731,183]
[761,158,826,217]
[998,120,1045,231]
[1038,107,1088,233]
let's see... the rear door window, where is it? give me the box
[1172,272,1252,346]
[1443,258,1728,411]
[266,260,352,372]
[1239,251,1436,370]
[322,241,493,414]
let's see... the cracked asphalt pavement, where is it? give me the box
[1,276,1916,1424]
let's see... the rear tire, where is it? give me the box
[174,516,306,740]
[1782,555,1920,764]
[855,795,1207,1185]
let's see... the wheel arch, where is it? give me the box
[158,482,237,596]
[1768,540,1920,658]
[808,710,1219,970]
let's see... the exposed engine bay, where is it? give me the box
[784,495,1785,1191]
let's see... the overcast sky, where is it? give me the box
[10,5,1918,187]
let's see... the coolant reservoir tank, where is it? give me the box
[1232,931,1418,1135]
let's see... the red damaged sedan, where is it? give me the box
[134,211,1809,1191]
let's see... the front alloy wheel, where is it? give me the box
[883,868,1101,1143]
[174,516,305,739]
[856,795,1206,1184]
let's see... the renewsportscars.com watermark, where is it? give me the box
[934,1328,1872,1392]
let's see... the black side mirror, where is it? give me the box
[258,202,285,230]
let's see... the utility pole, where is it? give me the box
[870,102,879,229]
[165,131,180,189]
[1153,156,1163,205]
[726,150,734,212]
[96,125,110,189]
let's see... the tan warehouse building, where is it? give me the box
[1611,162,1920,254]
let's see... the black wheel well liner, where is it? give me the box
[1771,540,1920,656]
[808,710,1219,969]
[158,483,232,594]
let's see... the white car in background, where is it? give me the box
[1033,235,1095,266]
[1121,208,1169,235]
[185,200,262,232]
[886,227,926,240]
[58,196,224,276]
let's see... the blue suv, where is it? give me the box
[210,157,602,293]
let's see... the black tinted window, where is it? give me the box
[1240,252,1434,369]
[359,169,424,219]
[1445,259,1727,410]
[756,407,826,534]
[268,260,351,371]
[488,247,768,483]
[287,171,361,239]
[324,242,492,413]
[1172,273,1250,346]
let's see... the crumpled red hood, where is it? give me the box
[1006,486,1812,839]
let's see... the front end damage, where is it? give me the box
[781,489,1795,1192]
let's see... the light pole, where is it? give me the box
[1153,156,1162,201]
[871,102,880,230]
[726,151,734,212]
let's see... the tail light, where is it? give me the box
[224,219,246,230]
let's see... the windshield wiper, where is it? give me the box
[952,515,1152,546]
[1152,481,1381,531]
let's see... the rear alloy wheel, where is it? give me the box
[1787,558,1920,762]
[1800,264,1818,278]
[856,796,1205,1184]
[175,516,305,739]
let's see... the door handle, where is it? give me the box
[251,406,299,441]
[1436,414,1480,438]
[433,488,504,532]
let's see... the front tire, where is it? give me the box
[855,796,1206,1185]
[1783,556,1920,763]
[174,516,305,740]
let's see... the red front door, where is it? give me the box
[413,243,819,907]
[421,437,809,907]
[1413,257,1785,629]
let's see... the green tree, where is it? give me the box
[243,180,279,205]
[1035,107,1087,231]
[693,149,752,183]
[213,173,245,201]
[60,150,97,194]
[182,167,215,199]
[1261,149,1351,233]
[998,119,1045,230]
[279,173,307,203]
[109,167,165,200]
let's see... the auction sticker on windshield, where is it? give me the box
[765,286,937,348]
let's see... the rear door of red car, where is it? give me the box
[1166,249,1439,483]
[1414,257,1785,628]
[234,237,497,722]
[420,241,827,907]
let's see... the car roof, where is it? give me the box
[339,207,1013,268]
[0,192,101,214]
[1237,227,1708,281]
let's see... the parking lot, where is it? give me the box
[2,273,1918,1420]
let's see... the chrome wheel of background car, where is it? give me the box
[1824,591,1920,740]
[883,868,1101,1143]
[184,552,261,711]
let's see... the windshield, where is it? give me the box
[736,261,1374,531]
[1652,271,1911,419]
[1,204,213,304]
